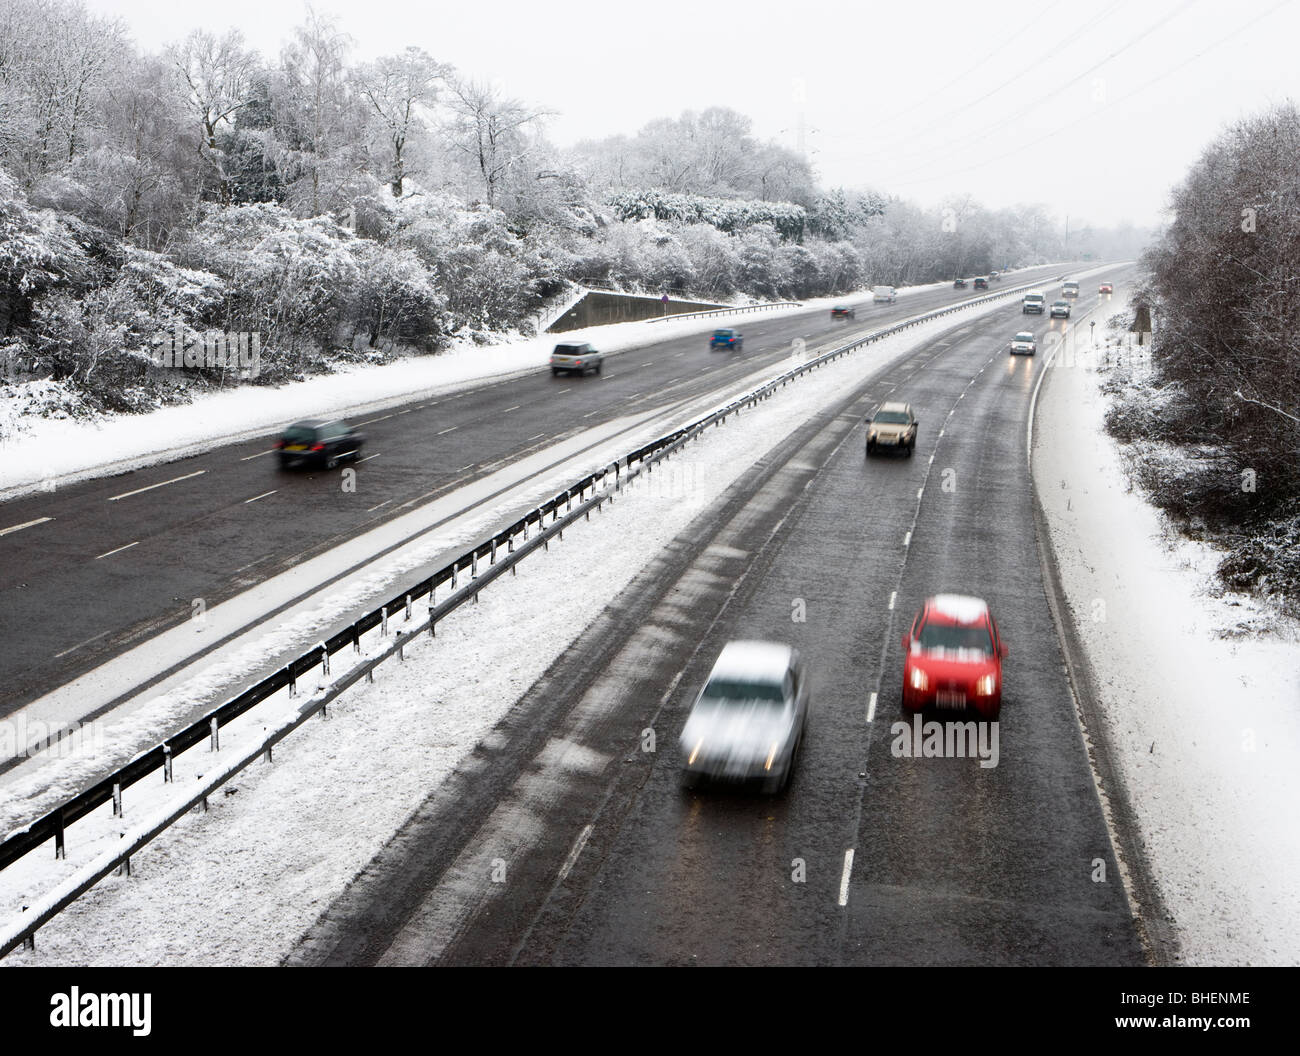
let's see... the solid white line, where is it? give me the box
[502,405,520,413]
[95,541,139,560]
[436,426,458,435]
[867,692,877,723]
[838,849,855,907]
[107,470,205,501]
[367,500,391,512]
[554,388,571,393]
[888,590,897,610]
[557,824,594,884]
[240,449,275,461]
[0,516,52,537]
[917,488,924,499]
[243,490,276,504]
[526,433,545,441]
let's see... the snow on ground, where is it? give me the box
[0,293,1019,967]
[0,283,958,501]
[1034,302,1300,966]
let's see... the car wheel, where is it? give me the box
[551,367,560,376]
[906,440,915,457]
[595,361,602,374]
[326,453,339,470]
[681,770,700,791]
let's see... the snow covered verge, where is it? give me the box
[0,283,950,501]
[0,290,1017,966]
[1034,303,1300,966]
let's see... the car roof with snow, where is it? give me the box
[925,594,990,625]
[707,640,793,684]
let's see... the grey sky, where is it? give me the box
[88,0,1299,228]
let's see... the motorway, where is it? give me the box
[286,271,1147,966]
[0,266,1068,721]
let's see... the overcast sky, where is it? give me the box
[87,0,1299,229]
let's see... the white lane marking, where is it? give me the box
[53,628,111,659]
[526,433,545,441]
[867,692,877,724]
[557,824,594,884]
[243,490,276,504]
[582,410,600,418]
[357,453,381,464]
[457,464,474,473]
[888,590,897,610]
[107,470,205,502]
[0,516,52,537]
[356,414,392,426]
[838,849,855,907]
[917,488,924,499]
[642,361,654,367]
[554,388,571,393]
[95,541,139,560]
[903,530,911,547]
[240,449,275,461]
[502,405,520,413]
[367,500,391,513]
[396,409,411,415]
[436,426,458,435]
[626,392,642,400]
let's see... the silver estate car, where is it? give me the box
[550,342,603,376]
[679,641,809,794]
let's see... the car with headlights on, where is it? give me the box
[1022,292,1045,314]
[679,641,809,793]
[710,327,744,351]
[1062,280,1080,298]
[550,341,603,376]
[901,594,1007,720]
[866,401,918,456]
[1009,331,1037,355]
[831,305,856,320]
[277,419,365,470]
[1099,282,1113,295]
[1049,300,1071,319]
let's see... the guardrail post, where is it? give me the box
[112,781,122,817]
[381,605,389,637]
[451,563,458,590]
[21,911,33,951]
[354,627,361,654]
[54,813,65,859]
[163,744,173,784]
[405,594,412,621]
[287,665,296,699]
[210,717,220,752]
[321,645,330,678]
[471,550,478,580]
[490,538,497,566]
[264,744,273,764]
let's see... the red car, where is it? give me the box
[1099,282,1113,295]
[901,594,1007,719]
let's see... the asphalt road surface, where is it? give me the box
[287,276,1145,966]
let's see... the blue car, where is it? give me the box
[710,328,743,351]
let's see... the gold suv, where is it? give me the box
[866,401,918,457]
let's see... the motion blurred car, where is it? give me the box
[1050,300,1071,318]
[277,419,365,470]
[953,278,967,289]
[901,594,1007,720]
[973,276,988,290]
[872,285,898,303]
[1062,280,1080,298]
[1099,282,1113,295]
[1022,292,1045,314]
[831,305,856,320]
[989,270,1000,281]
[679,640,809,793]
[709,327,744,351]
[550,341,603,376]
[866,401,918,456]
[1009,331,1037,355]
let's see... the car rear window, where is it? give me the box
[282,426,318,443]
[553,344,586,355]
[918,621,993,655]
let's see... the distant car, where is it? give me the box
[872,285,898,303]
[901,594,1007,720]
[989,270,1000,281]
[953,278,968,289]
[866,401,918,457]
[710,327,744,351]
[1050,300,1071,318]
[973,277,988,290]
[277,419,365,470]
[1062,280,1080,299]
[1099,282,1113,295]
[1022,292,1045,314]
[551,341,603,376]
[679,641,809,793]
[1009,331,1037,355]
[831,306,856,320]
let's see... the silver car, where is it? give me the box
[679,641,809,794]
[1009,331,1037,355]
[550,341,603,377]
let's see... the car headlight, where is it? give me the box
[688,739,703,765]
[764,741,780,771]
[975,674,997,696]
[909,667,929,691]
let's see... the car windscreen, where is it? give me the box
[917,621,993,656]
[702,678,785,705]
[874,411,911,424]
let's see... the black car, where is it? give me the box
[831,306,856,319]
[973,277,988,290]
[277,419,365,469]
[953,278,967,289]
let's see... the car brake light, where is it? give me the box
[310,442,324,451]
[274,439,284,448]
